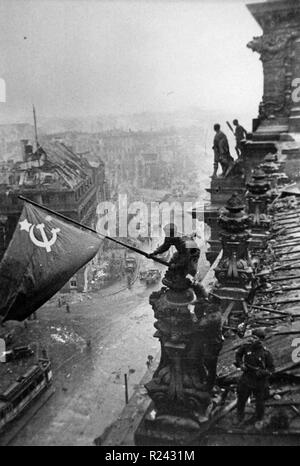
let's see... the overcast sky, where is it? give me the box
[0,0,263,123]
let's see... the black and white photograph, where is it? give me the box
[1,0,300,450]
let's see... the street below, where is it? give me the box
[7,277,160,446]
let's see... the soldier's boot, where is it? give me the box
[236,383,250,425]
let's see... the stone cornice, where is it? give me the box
[247,0,300,31]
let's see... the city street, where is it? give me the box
[7,278,160,446]
[0,228,209,446]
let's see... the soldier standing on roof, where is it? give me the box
[149,223,200,279]
[235,328,275,425]
[233,119,247,157]
[212,124,234,177]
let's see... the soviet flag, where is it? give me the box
[0,202,102,322]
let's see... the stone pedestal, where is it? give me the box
[204,174,246,265]
[135,402,204,446]
[135,286,212,445]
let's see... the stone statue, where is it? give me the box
[247,32,297,61]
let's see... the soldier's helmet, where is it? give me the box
[251,328,266,340]
[163,223,177,237]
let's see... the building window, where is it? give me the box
[70,278,77,288]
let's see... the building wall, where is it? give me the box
[0,154,107,293]
[247,0,300,134]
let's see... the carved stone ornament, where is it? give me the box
[214,193,253,289]
[145,288,211,421]
[246,168,271,230]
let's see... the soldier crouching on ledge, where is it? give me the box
[149,223,200,289]
[150,224,222,392]
[235,328,275,425]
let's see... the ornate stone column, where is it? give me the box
[213,193,253,300]
[259,152,290,188]
[211,193,254,328]
[247,0,300,137]
[135,279,213,445]
[246,168,271,249]
[135,238,218,445]
[204,170,246,265]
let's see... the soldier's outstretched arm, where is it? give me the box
[151,237,172,256]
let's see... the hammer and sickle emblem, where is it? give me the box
[29,223,60,252]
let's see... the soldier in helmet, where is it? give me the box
[149,223,200,280]
[235,328,275,424]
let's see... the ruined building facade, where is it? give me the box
[247,0,300,137]
[205,0,300,265]
[0,139,107,291]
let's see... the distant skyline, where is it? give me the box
[0,0,263,127]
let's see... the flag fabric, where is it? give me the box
[0,202,102,322]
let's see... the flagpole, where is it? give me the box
[32,104,39,150]
[17,195,169,267]
[226,121,234,134]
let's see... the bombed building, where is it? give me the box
[3,0,300,449]
[0,139,107,291]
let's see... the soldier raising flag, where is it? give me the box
[0,197,170,323]
[0,201,102,322]
[226,119,247,157]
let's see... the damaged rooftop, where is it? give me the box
[0,139,99,192]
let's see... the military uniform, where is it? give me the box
[152,235,200,277]
[213,131,234,176]
[235,339,275,421]
[234,124,247,156]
